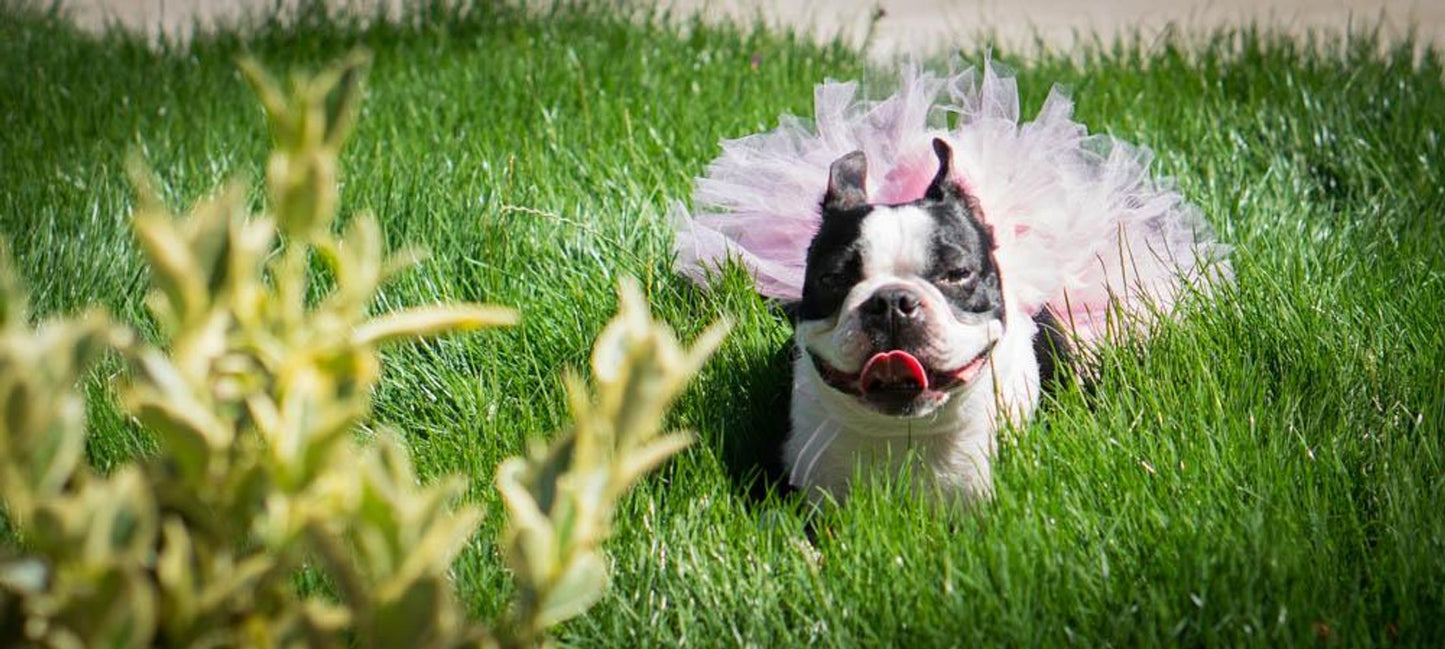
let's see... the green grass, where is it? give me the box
[3,1,1444,646]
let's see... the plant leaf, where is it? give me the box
[533,551,608,629]
[353,305,519,347]
[612,432,694,494]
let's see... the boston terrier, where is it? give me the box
[784,138,1067,504]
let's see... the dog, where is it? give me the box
[672,65,1229,506]
[784,139,1066,505]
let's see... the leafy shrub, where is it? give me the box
[0,52,724,649]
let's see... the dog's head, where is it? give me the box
[796,138,1006,417]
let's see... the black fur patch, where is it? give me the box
[920,196,1005,324]
[1031,307,1073,393]
[797,204,870,321]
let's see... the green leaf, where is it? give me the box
[156,519,197,630]
[352,304,519,347]
[371,578,446,649]
[320,51,372,149]
[238,56,294,143]
[612,432,694,494]
[124,351,232,473]
[28,388,86,496]
[0,243,28,327]
[533,552,608,629]
[682,318,732,376]
[386,504,483,599]
[186,183,249,299]
[133,210,207,324]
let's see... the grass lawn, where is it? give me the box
[3,1,1443,646]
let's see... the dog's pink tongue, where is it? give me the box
[859,351,929,392]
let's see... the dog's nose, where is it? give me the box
[861,287,922,323]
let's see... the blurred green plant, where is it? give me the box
[0,52,723,648]
[497,280,727,648]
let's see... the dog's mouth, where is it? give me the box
[809,344,996,413]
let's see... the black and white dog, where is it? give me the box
[673,65,1228,505]
[785,139,1064,504]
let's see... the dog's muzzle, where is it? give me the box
[808,285,996,416]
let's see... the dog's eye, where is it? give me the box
[820,271,848,288]
[940,267,976,285]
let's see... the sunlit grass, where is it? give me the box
[2,2,1441,645]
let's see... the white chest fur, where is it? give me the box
[784,307,1042,505]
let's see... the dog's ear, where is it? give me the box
[924,138,964,202]
[926,137,991,234]
[823,150,868,213]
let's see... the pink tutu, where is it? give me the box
[672,63,1231,346]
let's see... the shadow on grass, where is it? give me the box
[714,335,799,505]
[661,268,803,507]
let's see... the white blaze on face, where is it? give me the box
[858,206,936,281]
[842,205,946,318]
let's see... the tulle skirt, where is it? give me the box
[672,63,1231,346]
